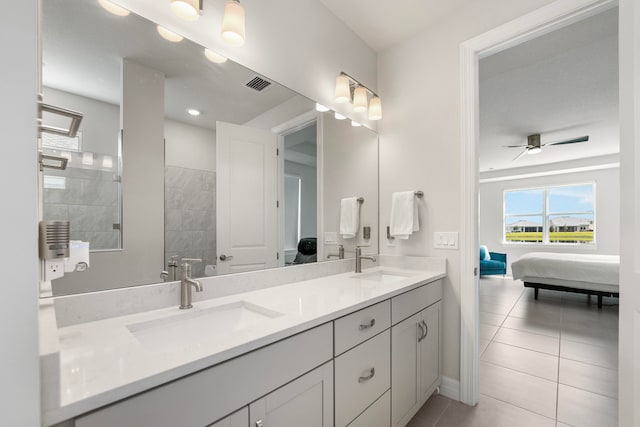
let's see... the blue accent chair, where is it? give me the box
[479,247,507,276]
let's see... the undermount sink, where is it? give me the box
[127,301,283,351]
[351,270,412,283]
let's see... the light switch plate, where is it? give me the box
[434,232,459,249]
[324,231,338,244]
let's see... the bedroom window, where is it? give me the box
[504,183,595,245]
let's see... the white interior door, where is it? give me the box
[216,121,278,275]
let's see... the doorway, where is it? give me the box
[459,0,618,407]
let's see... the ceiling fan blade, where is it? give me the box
[503,144,528,148]
[513,148,528,161]
[544,135,589,146]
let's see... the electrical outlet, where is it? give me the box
[43,259,65,281]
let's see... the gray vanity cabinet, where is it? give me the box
[209,407,249,427]
[249,361,334,427]
[390,281,442,427]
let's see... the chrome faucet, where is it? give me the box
[180,258,203,309]
[355,246,376,273]
[327,245,345,260]
[160,255,179,282]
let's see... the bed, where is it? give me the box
[511,252,620,308]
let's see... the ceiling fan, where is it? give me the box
[505,133,589,161]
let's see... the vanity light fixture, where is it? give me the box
[157,25,184,42]
[187,108,201,116]
[334,72,383,120]
[97,0,130,17]
[221,0,245,47]
[334,112,346,120]
[315,103,330,112]
[351,120,361,127]
[204,48,228,64]
[170,0,203,21]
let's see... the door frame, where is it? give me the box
[458,0,617,405]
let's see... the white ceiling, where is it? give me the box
[479,8,619,172]
[318,0,468,51]
[42,0,304,131]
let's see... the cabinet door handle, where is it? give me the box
[256,420,263,427]
[422,320,429,339]
[417,322,425,342]
[359,318,376,330]
[358,367,376,382]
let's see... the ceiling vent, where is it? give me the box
[245,76,272,92]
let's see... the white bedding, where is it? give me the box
[511,252,620,287]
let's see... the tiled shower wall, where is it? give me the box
[43,167,120,250]
[164,165,216,278]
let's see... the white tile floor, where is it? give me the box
[407,276,619,427]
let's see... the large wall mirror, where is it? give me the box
[41,0,379,296]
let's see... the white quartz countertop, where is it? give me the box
[42,265,445,425]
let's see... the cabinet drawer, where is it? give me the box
[348,389,390,427]
[335,329,390,427]
[76,323,332,427]
[392,279,442,325]
[334,300,390,356]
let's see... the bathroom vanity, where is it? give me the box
[40,257,445,427]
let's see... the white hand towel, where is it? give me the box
[390,191,420,239]
[340,197,359,239]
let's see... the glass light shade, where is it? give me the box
[352,86,368,112]
[82,152,94,166]
[528,147,542,154]
[170,0,200,21]
[334,75,351,103]
[221,0,245,47]
[351,120,361,127]
[97,0,130,16]
[102,155,113,169]
[315,103,330,112]
[368,96,382,120]
[334,112,347,120]
[157,26,184,42]
[204,49,228,64]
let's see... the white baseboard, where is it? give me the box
[439,376,460,401]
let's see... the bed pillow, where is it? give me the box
[479,245,491,260]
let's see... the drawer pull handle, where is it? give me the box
[359,319,376,330]
[422,320,429,339]
[417,322,425,342]
[256,420,263,427]
[358,367,376,382]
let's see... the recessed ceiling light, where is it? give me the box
[97,0,130,16]
[204,49,228,64]
[157,25,184,42]
[315,103,330,112]
[334,112,346,120]
[187,108,201,116]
